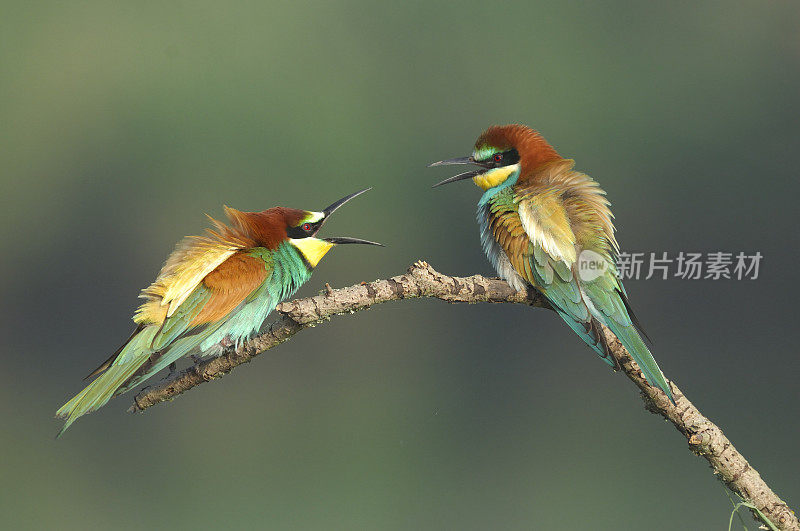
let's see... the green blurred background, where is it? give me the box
[1,2,798,529]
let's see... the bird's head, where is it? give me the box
[220,188,382,268]
[429,124,560,190]
[284,188,383,267]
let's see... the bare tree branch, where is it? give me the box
[131,261,798,530]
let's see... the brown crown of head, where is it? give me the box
[213,206,309,249]
[475,124,562,174]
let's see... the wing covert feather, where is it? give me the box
[134,237,239,324]
[139,250,271,352]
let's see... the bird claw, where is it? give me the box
[219,336,234,349]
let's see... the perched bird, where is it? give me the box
[56,189,382,436]
[429,124,673,403]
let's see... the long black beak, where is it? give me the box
[322,188,372,218]
[428,156,475,167]
[319,188,384,247]
[323,237,384,246]
[428,156,484,188]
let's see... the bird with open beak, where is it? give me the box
[56,188,382,436]
[430,124,673,404]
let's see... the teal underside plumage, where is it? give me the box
[200,243,310,351]
[56,241,312,437]
[477,179,673,403]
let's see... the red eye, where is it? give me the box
[493,153,503,163]
[302,223,312,232]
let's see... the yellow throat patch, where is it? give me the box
[473,163,520,191]
[290,238,334,267]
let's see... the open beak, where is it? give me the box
[322,188,371,218]
[319,188,384,247]
[428,156,486,188]
[323,236,383,246]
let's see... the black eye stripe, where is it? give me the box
[481,149,520,168]
[287,220,323,239]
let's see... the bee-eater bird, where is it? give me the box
[429,124,673,403]
[56,189,382,436]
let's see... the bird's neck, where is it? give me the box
[268,242,314,300]
[477,167,520,208]
[473,163,520,191]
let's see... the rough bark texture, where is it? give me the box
[131,261,797,530]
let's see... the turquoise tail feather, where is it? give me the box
[602,317,674,404]
[581,274,675,404]
[555,310,614,367]
[113,323,222,396]
[55,323,220,437]
[55,327,158,437]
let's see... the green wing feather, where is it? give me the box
[526,237,615,367]
[501,191,673,402]
[582,271,673,402]
[111,284,223,396]
[492,191,613,365]
[55,287,218,437]
[56,253,273,436]
[55,326,159,437]
[150,284,214,351]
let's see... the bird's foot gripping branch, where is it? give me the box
[130,261,798,531]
